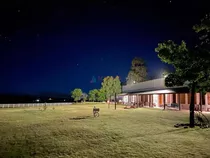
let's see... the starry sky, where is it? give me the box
[0,0,209,95]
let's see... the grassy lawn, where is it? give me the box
[0,103,210,158]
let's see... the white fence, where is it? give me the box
[0,102,72,108]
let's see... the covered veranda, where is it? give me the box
[120,78,210,111]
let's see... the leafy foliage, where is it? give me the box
[101,76,121,100]
[101,76,114,100]
[113,76,121,94]
[155,40,208,85]
[97,88,106,102]
[126,57,147,85]
[88,89,106,102]
[88,89,98,102]
[164,73,184,87]
[193,13,210,48]
[155,14,210,127]
[71,88,83,102]
[193,13,210,93]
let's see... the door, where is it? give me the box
[153,94,159,107]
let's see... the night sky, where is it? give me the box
[0,0,209,95]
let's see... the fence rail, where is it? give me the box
[0,102,72,108]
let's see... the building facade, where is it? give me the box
[120,78,210,111]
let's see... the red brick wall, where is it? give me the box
[180,93,185,104]
[207,93,210,105]
[181,104,189,110]
[188,93,197,104]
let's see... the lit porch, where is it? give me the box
[121,78,210,112]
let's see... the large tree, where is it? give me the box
[193,13,210,96]
[71,88,83,102]
[126,57,147,85]
[193,13,210,48]
[155,14,210,128]
[97,88,106,102]
[101,76,114,108]
[88,89,98,102]
[101,76,121,109]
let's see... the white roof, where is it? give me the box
[122,78,187,93]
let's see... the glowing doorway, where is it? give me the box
[153,94,159,107]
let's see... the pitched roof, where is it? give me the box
[122,78,188,93]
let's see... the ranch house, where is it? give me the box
[120,78,210,112]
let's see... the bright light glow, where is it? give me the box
[123,95,128,103]
[153,94,159,107]
[164,75,168,78]
[136,89,175,95]
[133,81,136,84]
[36,99,40,102]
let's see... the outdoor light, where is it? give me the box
[164,75,168,78]
[133,81,136,84]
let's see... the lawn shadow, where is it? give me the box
[152,125,207,137]
[69,116,91,120]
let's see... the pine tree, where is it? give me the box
[126,57,147,85]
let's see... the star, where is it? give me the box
[169,0,172,3]
[18,10,20,13]
[77,64,79,66]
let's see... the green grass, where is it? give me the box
[0,103,210,158]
